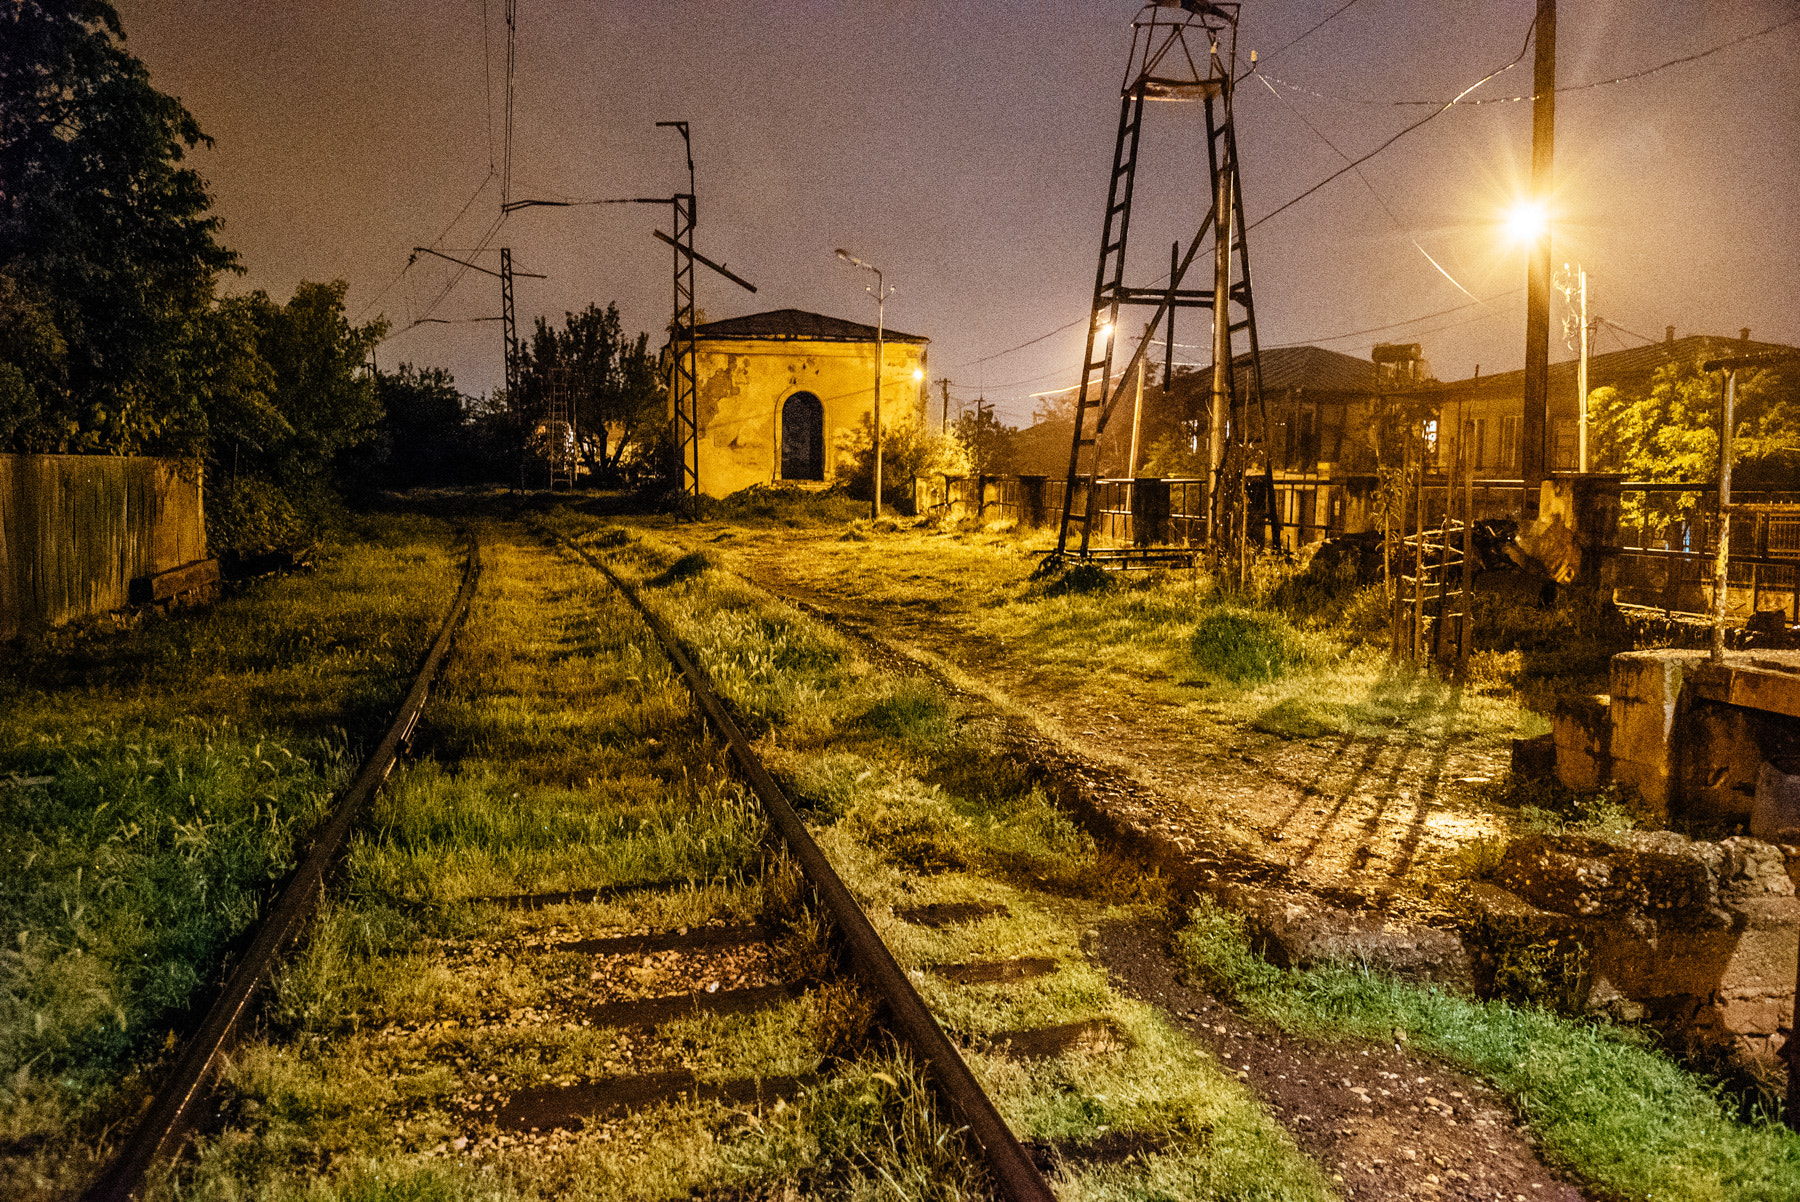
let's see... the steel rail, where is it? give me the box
[559,536,1055,1202]
[82,531,483,1202]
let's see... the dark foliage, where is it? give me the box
[0,0,238,454]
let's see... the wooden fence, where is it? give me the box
[0,455,206,639]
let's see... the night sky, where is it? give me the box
[116,0,1800,427]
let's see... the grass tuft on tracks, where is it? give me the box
[1178,898,1800,1202]
[537,511,1336,1201]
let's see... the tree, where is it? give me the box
[513,303,666,481]
[243,280,387,486]
[375,363,467,487]
[1592,357,1799,486]
[1591,356,1800,536]
[0,0,239,453]
[836,414,969,513]
[949,407,1014,476]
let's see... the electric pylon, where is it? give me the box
[1055,0,1276,565]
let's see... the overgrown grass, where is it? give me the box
[1178,898,1800,1202]
[534,512,1335,1199]
[0,513,459,1199]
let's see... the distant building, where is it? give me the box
[672,309,929,498]
[1181,343,1432,548]
[1433,327,1793,479]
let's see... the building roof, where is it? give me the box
[693,308,929,345]
[1433,332,1797,397]
[1186,344,1380,395]
[1255,345,1379,393]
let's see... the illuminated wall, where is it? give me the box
[679,325,929,499]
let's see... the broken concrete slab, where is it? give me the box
[1214,882,1474,989]
[1462,830,1800,1063]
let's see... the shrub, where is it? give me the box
[1188,607,1310,683]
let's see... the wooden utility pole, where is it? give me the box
[938,378,952,432]
[1521,0,1556,520]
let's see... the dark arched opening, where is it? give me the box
[781,392,824,481]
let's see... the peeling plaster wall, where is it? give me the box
[677,337,928,499]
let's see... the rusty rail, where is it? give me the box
[82,531,483,1202]
[558,535,1056,1202]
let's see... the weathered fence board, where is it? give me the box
[0,455,206,639]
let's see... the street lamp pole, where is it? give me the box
[836,249,893,519]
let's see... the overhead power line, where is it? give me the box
[1256,11,1800,108]
[1252,0,1366,68]
[948,20,1539,373]
[354,170,498,324]
[1246,13,1538,233]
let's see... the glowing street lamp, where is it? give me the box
[1506,189,1554,505]
[1503,199,1548,246]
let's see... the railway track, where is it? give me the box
[86,523,1122,1200]
[82,529,485,1202]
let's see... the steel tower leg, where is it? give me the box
[671,193,700,499]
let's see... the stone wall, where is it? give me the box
[1464,831,1799,1063]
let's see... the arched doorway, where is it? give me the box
[781,392,824,481]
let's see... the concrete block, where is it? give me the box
[1715,995,1786,1037]
[1676,703,1763,823]
[1716,915,1800,997]
[1512,733,1555,780]
[1752,760,1800,842]
[1553,694,1612,790]
[1610,651,1707,821]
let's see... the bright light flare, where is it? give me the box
[1504,199,1548,245]
[1097,321,1114,340]
[911,368,924,381]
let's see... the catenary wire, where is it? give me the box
[949,20,1537,373]
[1251,0,1366,68]
[1245,13,1538,233]
[1256,11,1800,108]
[1253,72,1483,303]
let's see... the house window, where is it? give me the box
[1552,420,1576,471]
[781,392,824,481]
[1499,415,1520,470]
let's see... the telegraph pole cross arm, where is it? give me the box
[651,229,757,293]
[410,247,547,279]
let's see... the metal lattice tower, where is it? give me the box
[1055,0,1275,562]
[545,364,576,489]
[670,190,700,498]
[500,247,519,399]
[659,121,703,501]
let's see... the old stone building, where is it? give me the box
[675,309,929,498]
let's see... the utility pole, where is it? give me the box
[1521,0,1556,520]
[938,377,952,433]
[1208,103,1233,549]
[835,249,892,519]
[1577,265,1589,472]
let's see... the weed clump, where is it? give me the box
[648,549,723,585]
[852,681,956,747]
[1034,562,1113,597]
[1188,607,1310,683]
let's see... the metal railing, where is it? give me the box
[1611,486,1800,621]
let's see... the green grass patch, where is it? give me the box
[0,513,459,1198]
[1188,607,1313,684]
[1177,898,1800,1202]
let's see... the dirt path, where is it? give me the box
[649,521,1594,1199]
[717,533,1519,926]
[1090,918,1588,1202]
